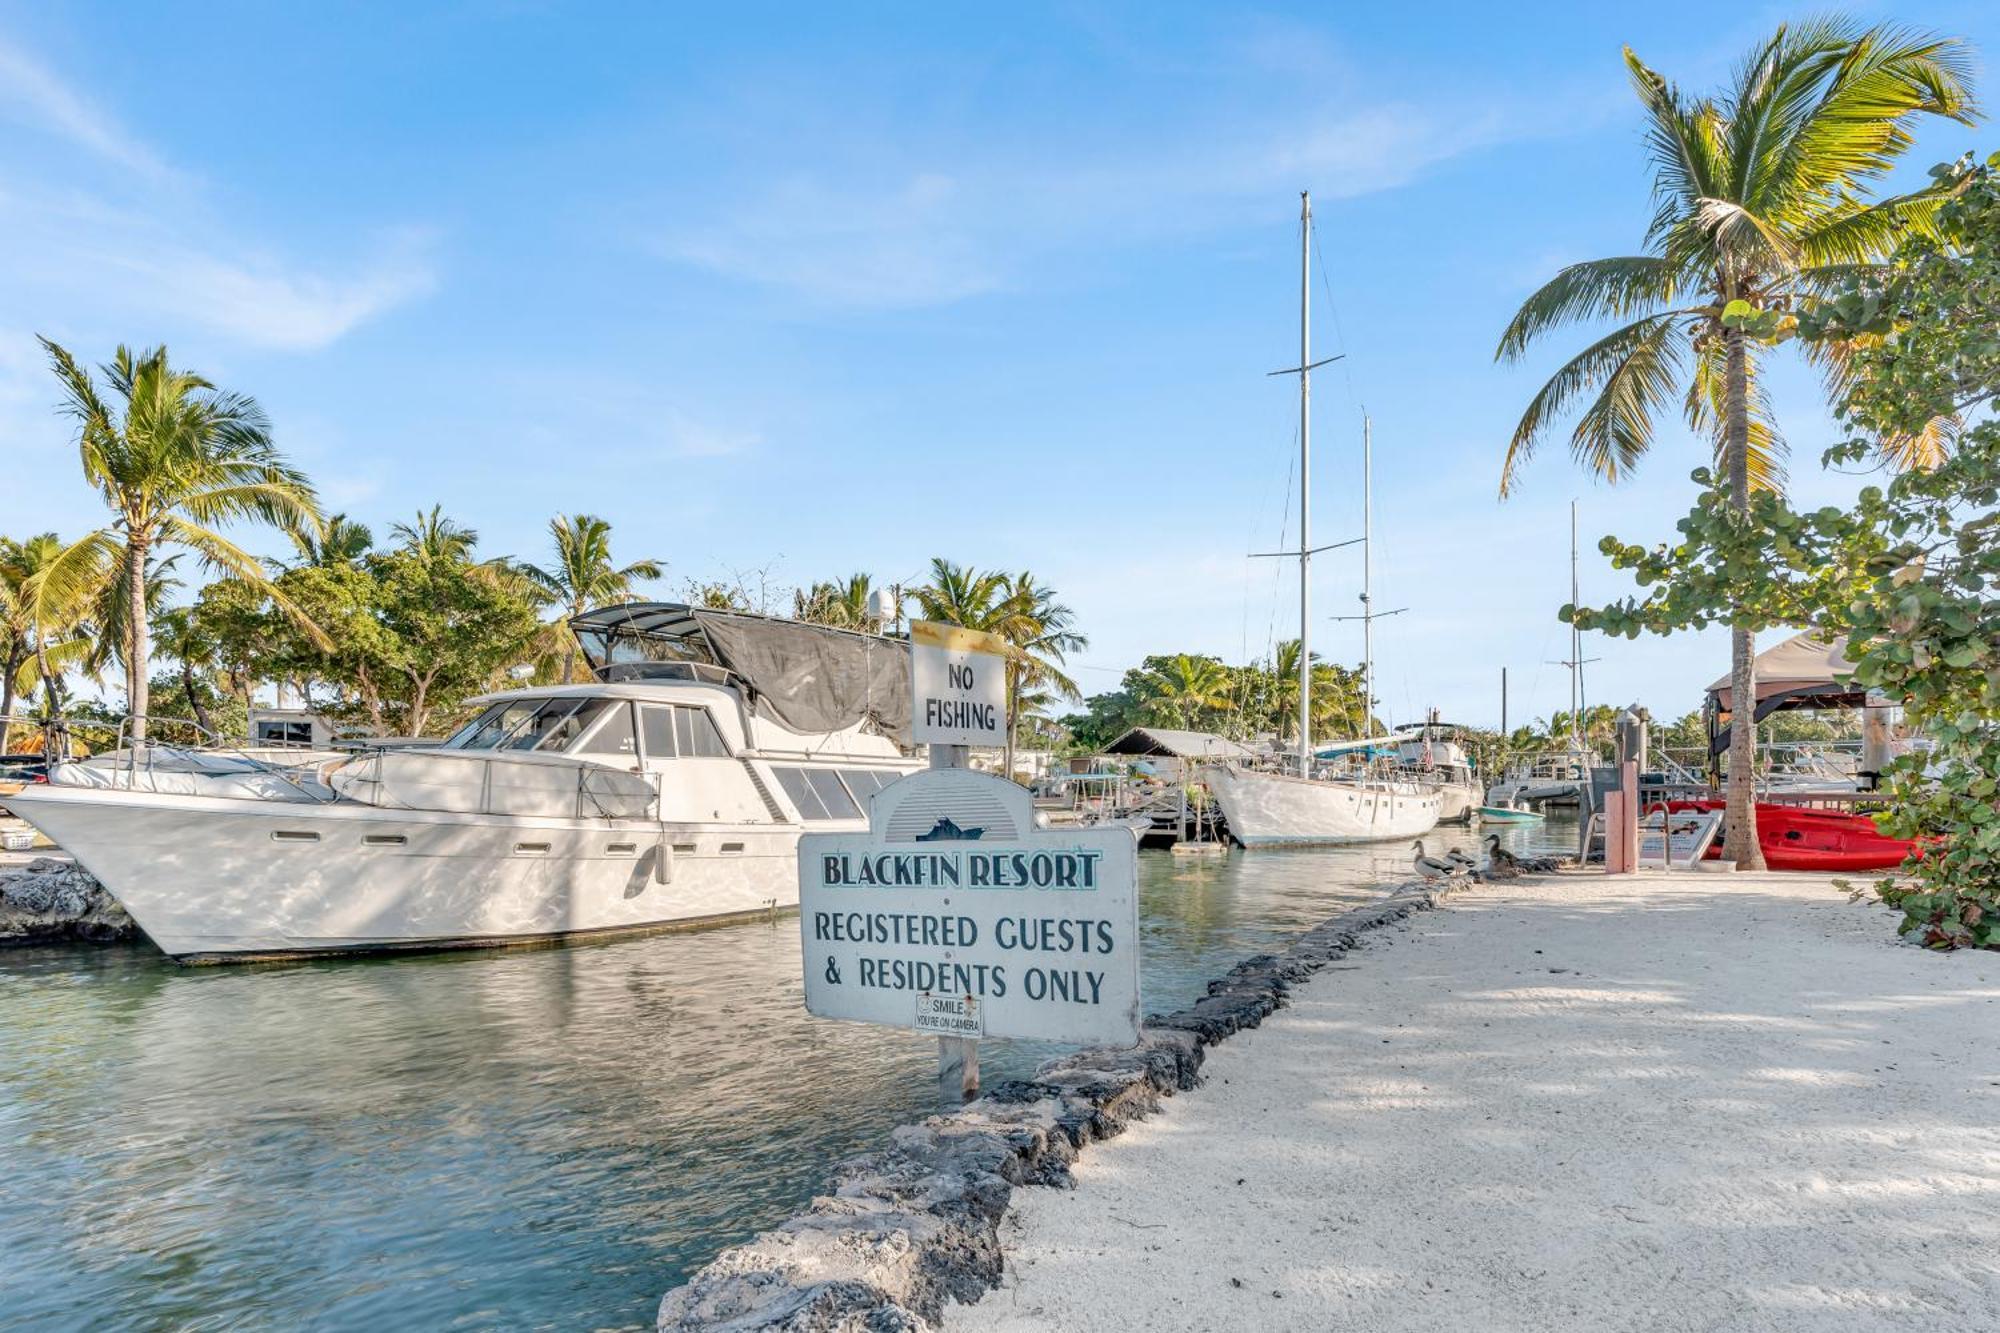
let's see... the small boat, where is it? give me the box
[1667,800,1919,872]
[1476,805,1544,823]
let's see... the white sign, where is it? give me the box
[909,620,1010,748]
[800,768,1141,1047]
[915,993,983,1038]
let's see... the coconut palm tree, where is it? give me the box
[153,605,221,736]
[390,506,480,567]
[40,338,325,739]
[1137,654,1231,731]
[520,514,663,682]
[912,559,1007,633]
[992,571,1086,778]
[793,573,875,629]
[1492,21,1975,867]
[289,513,375,568]
[2,532,114,756]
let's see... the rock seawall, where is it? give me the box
[656,878,1465,1331]
[0,858,135,944]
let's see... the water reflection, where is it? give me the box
[0,820,1569,1329]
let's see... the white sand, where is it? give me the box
[949,871,2000,1332]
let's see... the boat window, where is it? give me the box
[638,704,677,761]
[576,702,637,756]
[450,700,543,750]
[681,707,730,757]
[840,769,890,798]
[770,766,827,818]
[503,698,586,751]
[805,769,860,820]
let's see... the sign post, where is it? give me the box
[800,621,1140,1103]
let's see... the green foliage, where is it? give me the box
[1578,151,2000,947]
[1056,643,1375,752]
[1495,19,1976,498]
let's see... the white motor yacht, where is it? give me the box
[7,604,921,962]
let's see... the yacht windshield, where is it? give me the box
[444,698,616,753]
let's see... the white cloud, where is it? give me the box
[0,37,170,179]
[657,92,1557,309]
[0,38,435,353]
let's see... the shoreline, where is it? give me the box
[654,872,1475,1330]
[948,870,2000,1332]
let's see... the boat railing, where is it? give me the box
[68,714,345,803]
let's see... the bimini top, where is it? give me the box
[570,603,911,739]
[1100,727,1257,761]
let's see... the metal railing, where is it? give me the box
[98,714,342,803]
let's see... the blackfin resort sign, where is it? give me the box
[909,620,1010,748]
[799,768,1140,1047]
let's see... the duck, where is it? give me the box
[1444,846,1479,873]
[1485,832,1559,875]
[1412,840,1463,882]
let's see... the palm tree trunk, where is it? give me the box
[125,535,151,741]
[0,643,20,753]
[1721,327,1766,870]
[1004,671,1018,785]
[182,662,214,737]
[34,637,59,762]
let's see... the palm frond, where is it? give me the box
[1499,312,1693,496]
[1495,256,1683,360]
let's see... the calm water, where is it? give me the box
[0,822,1570,1331]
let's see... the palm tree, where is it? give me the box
[2,533,114,757]
[912,559,1007,632]
[1492,21,1975,867]
[992,571,1086,778]
[1137,654,1231,730]
[520,514,663,681]
[289,513,375,568]
[389,506,480,566]
[40,339,325,739]
[153,606,220,736]
[793,573,875,629]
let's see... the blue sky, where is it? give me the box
[2,2,1993,731]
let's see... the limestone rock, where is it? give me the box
[0,858,134,944]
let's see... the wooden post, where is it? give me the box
[930,742,980,1103]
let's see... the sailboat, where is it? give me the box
[1202,193,1442,847]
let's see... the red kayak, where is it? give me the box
[1664,800,1920,872]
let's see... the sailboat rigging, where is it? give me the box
[1206,193,1442,846]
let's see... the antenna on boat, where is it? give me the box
[1251,191,1349,776]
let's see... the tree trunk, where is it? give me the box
[0,642,20,753]
[125,536,151,741]
[1721,327,1766,870]
[182,663,214,737]
[34,637,59,762]
[1004,670,1018,785]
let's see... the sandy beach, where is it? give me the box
[948,871,2000,1332]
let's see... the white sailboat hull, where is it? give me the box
[1202,765,1442,846]
[1436,779,1481,823]
[6,785,821,961]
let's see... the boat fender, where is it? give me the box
[654,830,674,885]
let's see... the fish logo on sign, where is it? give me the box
[915,817,984,842]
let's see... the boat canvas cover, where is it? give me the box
[571,604,911,739]
[1707,634,1859,711]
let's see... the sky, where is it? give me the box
[1,1,1994,733]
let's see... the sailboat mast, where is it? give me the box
[1362,414,1374,742]
[1569,498,1582,749]
[1297,191,1312,778]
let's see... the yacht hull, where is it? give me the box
[1435,780,1481,824]
[5,785,813,961]
[1202,766,1441,846]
